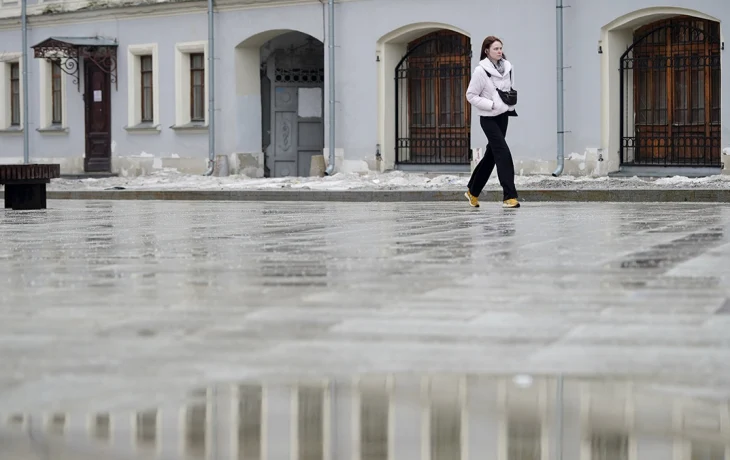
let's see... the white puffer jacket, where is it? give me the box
[465,58,516,117]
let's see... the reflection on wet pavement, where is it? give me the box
[2,202,730,458]
[2,374,730,460]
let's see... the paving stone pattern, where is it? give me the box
[0,201,729,415]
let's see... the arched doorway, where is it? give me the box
[395,30,471,166]
[261,32,324,177]
[234,29,324,178]
[620,16,721,167]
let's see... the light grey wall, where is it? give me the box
[564,0,730,160]
[0,12,211,169]
[116,13,209,161]
[0,30,24,159]
[0,0,557,170]
[215,3,324,158]
[334,0,556,164]
[0,0,728,174]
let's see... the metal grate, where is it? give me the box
[0,164,61,183]
[395,31,472,166]
[620,16,722,167]
[274,68,324,83]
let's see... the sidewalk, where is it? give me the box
[4,169,730,202]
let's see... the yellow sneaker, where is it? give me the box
[465,190,480,207]
[503,198,520,208]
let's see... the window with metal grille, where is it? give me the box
[140,55,153,123]
[621,16,721,167]
[237,385,262,460]
[185,403,206,457]
[430,388,461,460]
[10,62,20,126]
[135,410,156,447]
[508,419,541,460]
[590,433,629,460]
[360,384,388,460]
[396,31,471,165]
[51,60,62,124]
[190,53,205,122]
[691,442,725,460]
[298,385,324,460]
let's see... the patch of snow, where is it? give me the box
[46,170,730,192]
[567,152,586,161]
[512,374,534,388]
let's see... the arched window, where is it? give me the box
[620,16,721,167]
[395,31,472,166]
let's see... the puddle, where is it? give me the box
[613,229,725,273]
[717,298,730,315]
[2,374,729,460]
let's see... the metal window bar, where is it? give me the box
[507,419,541,460]
[51,60,63,125]
[140,55,153,123]
[620,16,721,167]
[190,53,205,122]
[10,63,20,126]
[395,32,472,166]
[590,433,629,460]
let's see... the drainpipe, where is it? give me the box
[21,0,29,164]
[554,374,564,460]
[324,0,336,175]
[552,0,565,176]
[203,0,216,176]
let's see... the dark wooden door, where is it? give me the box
[84,61,112,172]
[396,31,471,165]
[626,17,721,166]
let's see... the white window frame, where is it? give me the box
[173,40,208,129]
[38,57,68,132]
[126,43,160,132]
[0,52,23,131]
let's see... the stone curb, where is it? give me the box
[1,189,729,202]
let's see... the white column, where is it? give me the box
[157,405,184,458]
[633,391,675,460]
[207,385,237,460]
[326,378,358,460]
[63,413,90,447]
[635,427,674,459]
[110,411,135,455]
[389,375,426,460]
[465,376,500,460]
[262,382,294,460]
[557,379,582,460]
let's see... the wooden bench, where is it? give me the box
[0,164,61,210]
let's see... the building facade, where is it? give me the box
[0,0,728,177]
[3,375,730,460]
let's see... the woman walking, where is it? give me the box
[464,36,520,208]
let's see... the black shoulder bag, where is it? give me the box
[484,68,517,106]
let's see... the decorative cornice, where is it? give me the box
[0,0,343,30]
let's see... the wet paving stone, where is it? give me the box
[0,201,729,419]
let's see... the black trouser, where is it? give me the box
[468,113,518,201]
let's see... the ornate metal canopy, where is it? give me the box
[31,37,118,91]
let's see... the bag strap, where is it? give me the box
[482,67,513,86]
